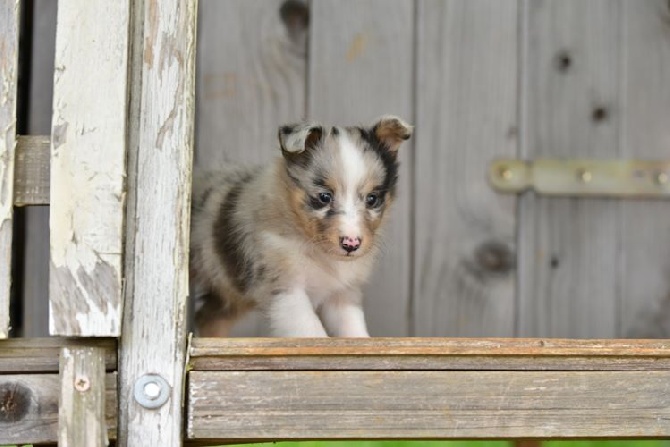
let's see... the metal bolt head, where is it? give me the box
[577,168,592,183]
[143,381,161,400]
[134,374,170,409]
[74,375,90,392]
[655,172,668,185]
[499,167,513,181]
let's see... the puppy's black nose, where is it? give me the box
[340,236,361,253]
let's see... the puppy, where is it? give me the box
[190,115,412,337]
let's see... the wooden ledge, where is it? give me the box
[0,337,117,373]
[189,337,670,371]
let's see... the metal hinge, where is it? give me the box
[489,160,670,198]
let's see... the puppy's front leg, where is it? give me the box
[267,289,328,337]
[320,289,370,337]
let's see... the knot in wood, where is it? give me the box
[280,0,309,34]
[0,382,31,423]
[474,241,515,276]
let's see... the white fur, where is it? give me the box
[338,134,365,238]
[269,289,328,337]
[320,292,369,337]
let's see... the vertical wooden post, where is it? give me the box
[49,0,131,336]
[59,346,108,446]
[0,0,20,338]
[118,0,197,445]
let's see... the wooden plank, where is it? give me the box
[196,0,307,336]
[619,0,670,338]
[188,370,670,439]
[117,0,197,445]
[59,347,108,446]
[14,135,50,206]
[308,0,414,336]
[48,0,130,336]
[518,0,621,338]
[189,337,670,371]
[0,0,20,338]
[413,0,518,337]
[0,373,117,445]
[0,337,116,373]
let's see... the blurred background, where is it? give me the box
[9,0,670,339]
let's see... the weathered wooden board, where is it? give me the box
[0,373,117,445]
[0,337,116,373]
[190,337,670,371]
[618,0,670,338]
[188,370,670,439]
[413,0,518,336]
[21,0,58,338]
[196,0,307,336]
[49,0,130,336]
[118,0,197,445]
[14,135,50,206]
[518,0,621,338]
[308,0,414,336]
[59,347,108,446]
[0,0,20,338]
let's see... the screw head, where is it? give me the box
[498,166,513,181]
[655,172,668,185]
[74,375,90,392]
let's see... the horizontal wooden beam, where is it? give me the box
[190,337,670,371]
[188,369,670,440]
[0,337,116,373]
[0,373,117,445]
[14,135,50,206]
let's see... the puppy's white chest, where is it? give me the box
[304,258,371,304]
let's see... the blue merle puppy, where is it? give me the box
[190,116,412,337]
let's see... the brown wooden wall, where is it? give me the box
[13,0,670,338]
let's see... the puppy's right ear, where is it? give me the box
[278,123,323,155]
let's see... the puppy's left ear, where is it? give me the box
[371,115,413,153]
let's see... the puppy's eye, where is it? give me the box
[365,193,380,208]
[318,192,333,204]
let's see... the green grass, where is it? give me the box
[221,442,670,447]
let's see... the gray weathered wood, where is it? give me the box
[14,135,50,206]
[414,0,518,336]
[49,0,130,336]
[0,373,117,445]
[118,0,197,445]
[0,0,20,338]
[0,337,116,373]
[518,0,621,337]
[189,337,670,371]
[59,347,109,446]
[188,369,670,439]
[619,0,670,338]
[197,0,307,336]
[308,0,414,336]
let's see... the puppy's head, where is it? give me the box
[278,115,413,259]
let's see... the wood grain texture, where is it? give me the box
[59,347,109,446]
[0,337,116,373]
[117,0,197,445]
[49,0,130,336]
[308,0,414,336]
[196,0,307,336]
[414,0,518,336]
[188,370,670,439]
[190,337,670,371]
[0,373,117,445]
[0,0,20,339]
[14,135,50,206]
[618,0,670,338]
[518,0,621,338]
